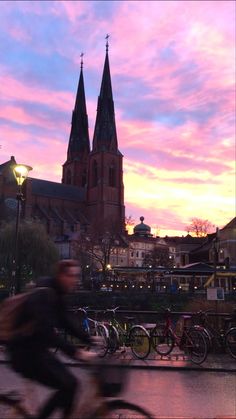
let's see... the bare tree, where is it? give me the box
[73,218,121,282]
[125,215,135,233]
[186,218,214,237]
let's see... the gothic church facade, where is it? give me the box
[0,46,125,242]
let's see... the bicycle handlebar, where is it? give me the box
[73,306,90,315]
[104,306,120,314]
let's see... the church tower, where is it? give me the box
[87,38,125,232]
[62,54,90,187]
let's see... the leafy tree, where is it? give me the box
[186,217,214,237]
[0,220,59,290]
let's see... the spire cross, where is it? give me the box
[105,34,110,52]
[80,52,84,69]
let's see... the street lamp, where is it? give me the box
[11,163,32,294]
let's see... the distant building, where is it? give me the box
[163,235,204,267]
[214,217,236,268]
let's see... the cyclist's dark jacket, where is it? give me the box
[7,276,91,357]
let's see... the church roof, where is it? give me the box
[221,217,236,230]
[0,156,16,174]
[31,178,85,201]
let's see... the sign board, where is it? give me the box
[207,287,225,301]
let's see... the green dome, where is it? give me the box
[134,216,151,235]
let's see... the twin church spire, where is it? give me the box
[62,39,125,233]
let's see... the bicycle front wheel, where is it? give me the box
[225,327,236,360]
[92,399,153,418]
[129,326,150,359]
[186,329,208,364]
[150,325,175,355]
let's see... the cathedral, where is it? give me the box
[0,43,125,243]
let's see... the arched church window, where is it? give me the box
[82,169,86,187]
[66,169,72,184]
[109,161,116,187]
[92,160,98,187]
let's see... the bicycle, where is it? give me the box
[191,309,236,360]
[77,307,110,358]
[54,307,110,358]
[150,308,208,364]
[0,349,154,418]
[103,307,151,360]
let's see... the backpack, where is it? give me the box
[0,291,35,343]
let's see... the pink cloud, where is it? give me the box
[0,105,67,132]
[0,69,73,113]
[0,124,67,182]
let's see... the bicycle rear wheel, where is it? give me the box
[150,325,175,355]
[129,326,150,359]
[225,327,236,360]
[91,399,153,418]
[186,329,208,364]
[108,325,119,353]
[93,324,109,358]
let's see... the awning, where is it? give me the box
[204,274,214,288]
[204,271,236,287]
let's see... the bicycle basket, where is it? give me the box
[96,361,128,397]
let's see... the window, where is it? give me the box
[92,160,98,187]
[141,252,145,258]
[109,161,116,187]
[136,251,139,257]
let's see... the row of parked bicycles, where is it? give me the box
[57,306,236,365]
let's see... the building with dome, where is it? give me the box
[109,216,168,269]
[133,216,153,238]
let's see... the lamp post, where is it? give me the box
[213,227,219,284]
[11,164,32,294]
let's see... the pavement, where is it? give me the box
[1,345,235,372]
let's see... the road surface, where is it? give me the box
[0,363,235,418]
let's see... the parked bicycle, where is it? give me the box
[0,347,154,418]
[103,307,151,360]
[150,308,208,364]
[191,309,236,360]
[54,306,110,357]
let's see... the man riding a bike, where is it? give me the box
[6,259,95,419]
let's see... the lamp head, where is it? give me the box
[13,164,32,186]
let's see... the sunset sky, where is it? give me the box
[0,1,235,236]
